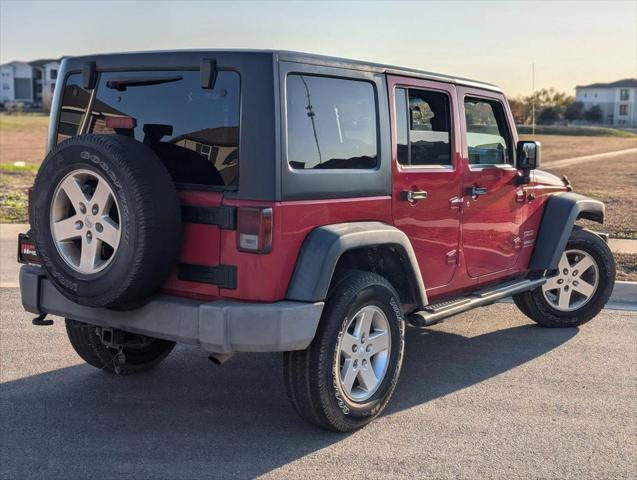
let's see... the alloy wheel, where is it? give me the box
[50,169,121,274]
[542,249,599,312]
[336,305,392,402]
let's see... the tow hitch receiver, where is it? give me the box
[99,327,150,349]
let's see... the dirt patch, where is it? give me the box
[0,114,49,165]
[615,253,637,282]
[519,134,637,162]
[544,152,637,239]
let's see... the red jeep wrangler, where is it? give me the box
[18,51,615,432]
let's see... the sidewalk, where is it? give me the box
[608,238,637,254]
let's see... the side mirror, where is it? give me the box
[516,140,541,170]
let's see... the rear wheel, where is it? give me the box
[284,270,405,432]
[514,229,615,327]
[65,320,175,375]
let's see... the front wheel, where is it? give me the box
[514,229,615,327]
[283,270,405,432]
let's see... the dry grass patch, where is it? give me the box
[544,152,637,239]
[615,253,637,282]
[519,134,637,162]
[0,164,38,222]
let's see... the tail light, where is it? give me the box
[236,207,273,253]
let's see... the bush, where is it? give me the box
[585,105,603,123]
[565,101,585,122]
[538,107,559,125]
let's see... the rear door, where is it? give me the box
[457,87,526,279]
[56,69,241,298]
[389,76,462,291]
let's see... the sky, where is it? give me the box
[1,0,635,97]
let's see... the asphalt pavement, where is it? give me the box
[1,286,636,479]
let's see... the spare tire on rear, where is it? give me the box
[31,134,181,309]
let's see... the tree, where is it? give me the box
[564,101,584,122]
[538,106,559,125]
[508,98,525,125]
[585,105,603,123]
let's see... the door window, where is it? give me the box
[464,97,512,165]
[395,87,451,166]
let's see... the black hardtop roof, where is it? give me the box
[63,49,502,93]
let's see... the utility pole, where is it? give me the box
[532,62,536,138]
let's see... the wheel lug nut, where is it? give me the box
[557,279,564,285]
[353,360,358,369]
[86,231,92,241]
[79,203,86,214]
[573,270,579,276]
[92,204,98,215]
[362,359,368,367]
[95,223,103,233]
[564,285,569,291]
[573,280,579,287]
[361,335,365,344]
[75,220,83,230]
[352,344,358,353]
[563,269,568,275]
[366,344,372,353]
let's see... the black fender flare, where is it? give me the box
[285,222,427,307]
[528,192,604,271]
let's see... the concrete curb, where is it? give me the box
[609,281,637,305]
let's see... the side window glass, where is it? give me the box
[395,87,452,166]
[464,97,512,165]
[286,74,378,170]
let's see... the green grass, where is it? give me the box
[516,125,637,137]
[0,163,39,173]
[0,113,49,131]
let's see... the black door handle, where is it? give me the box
[466,186,488,198]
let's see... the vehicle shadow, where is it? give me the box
[0,321,577,479]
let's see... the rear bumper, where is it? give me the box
[19,265,323,353]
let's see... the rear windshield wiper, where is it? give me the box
[106,75,183,91]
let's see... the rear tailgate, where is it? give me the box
[161,190,235,299]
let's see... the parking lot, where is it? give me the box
[1,284,635,479]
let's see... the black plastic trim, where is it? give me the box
[286,222,427,306]
[529,192,605,271]
[200,58,218,89]
[178,264,237,289]
[181,205,236,230]
[82,61,96,89]
[278,62,391,200]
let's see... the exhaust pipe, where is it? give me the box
[208,352,234,365]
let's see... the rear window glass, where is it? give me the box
[286,74,378,170]
[57,70,240,188]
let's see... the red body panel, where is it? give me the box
[159,74,566,306]
[219,197,392,302]
[160,190,224,299]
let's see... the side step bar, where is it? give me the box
[408,277,546,327]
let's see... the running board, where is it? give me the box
[408,277,546,327]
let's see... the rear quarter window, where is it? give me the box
[57,70,240,188]
[286,74,378,170]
